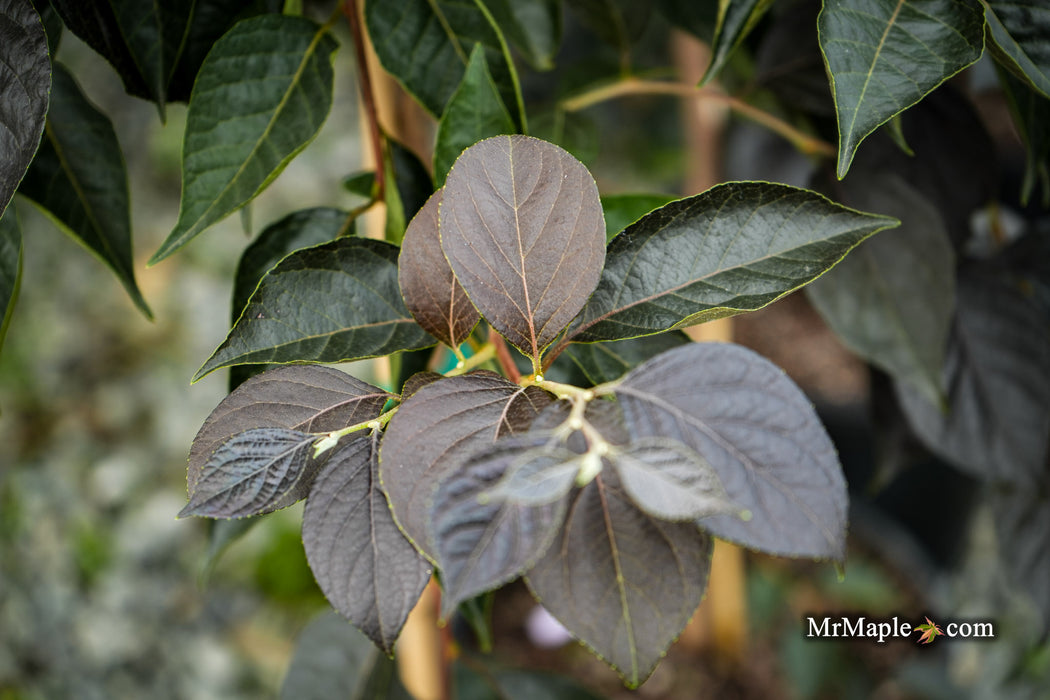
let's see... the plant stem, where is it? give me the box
[489,328,521,383]
[343,0,385,202]
[446,343,496,376]
[312,406,398,457]
[471,0,529,134]
[561,77,836,158]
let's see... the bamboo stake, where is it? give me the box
[671,29,749,669]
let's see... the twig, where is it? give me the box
[561,77,836,158]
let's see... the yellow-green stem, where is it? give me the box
[561,78,835,158]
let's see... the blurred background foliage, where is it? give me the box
[2,1,1049,699]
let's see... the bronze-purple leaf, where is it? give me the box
[188,365,392,499]
[302,433,432,655]
[379,370,551,559]
[440,135,605,362]
[399,190,479,350]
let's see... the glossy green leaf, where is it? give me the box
[0,0,50,220]
[611,439,737,522]
[526,469,713,687]
[564,0,651,54]
[303,433,432,655]
[19,64,151,318]
[441,136,606,362]
[179,427,317,519]
[389,139,434,223]
[50,0,189,113]
[615,343,849,560]
[998,67,1050,206]
[895,271,1050,487]
[33,0,62,54]
[230,207,348,389]
[430,434,568,615]
[281,612,413,700]
[564,333,691,386]
[564,182,897,345]
[0,207,21,357]
[600,193,675,241]
[196,238,435,379]
[484,0,562,69]
[50,0,281,110]
[399,191,479,349]
[818,0,985,177]
[433,46,516,187]
[168,1,285,103]
[702,0,776,84]
[151,15,338,263]
[379,372,552,558]
[985,0,1050,99]
[364,0,512,118]
[806,173,955,407]
[188,365,392,494]
[655,0,719,41]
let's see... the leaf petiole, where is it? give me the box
[313,406,399,458]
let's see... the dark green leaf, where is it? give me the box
[526,470,713,687]
[167,1,285,103]
[998,67,1050,206]
[196,238,436,379]
[985,0,1050,99]
[615,343,848,560]
[484,0,562,69]
[0,207,21,357]
[895,271,1050,486]
[564,0,651,54]
[390,139,434,222]
[0,0,50,220]
[806,173,955,407]
[229,207,348,389]
[202,518,260,576]
[151,15,338,263]
[611,439,737,522]
[343,171,377,199]
[380,371,552,558]
[189,365,391,494]
[399,190,479,349]
[754,0,834,117]
[600,192,675,241]
[49,0,184,108]
[849,86,996,250]
[564,333,691,385]
[430,435,568,615]
[19,64,151,318]
[655,0,719,42]
[364,0,512,117]
[281,612,413,700]
[433,46,516,187]
[179,427,317,518]
[565,182,897,344]
[702,0,775,84]
[454,661,605,700]
[303,433,432,655]
[818,0,985,177]
[441,136,606,362]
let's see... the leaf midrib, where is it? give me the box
[169,20,332,252]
